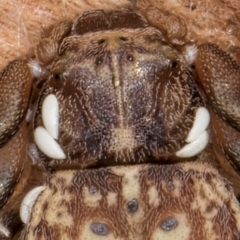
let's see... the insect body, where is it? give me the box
[0,8,240,240]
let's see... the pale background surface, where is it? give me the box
[0,0,240,70]
[0,0,130,69]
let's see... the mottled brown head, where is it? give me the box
[33,9,203,169]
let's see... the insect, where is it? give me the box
[0,6,240,240]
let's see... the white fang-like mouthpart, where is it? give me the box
[42,94,59,140]
[186,107,210,143]
[34,126,66,159]
[176,131,209,158]
[20,186,46,224]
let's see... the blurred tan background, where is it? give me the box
[0,0,240,69]
[0,0,130,69]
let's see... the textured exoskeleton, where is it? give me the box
[0,7,240,240]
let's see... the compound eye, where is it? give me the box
[127,199,139,213]
[95,57,104,66]
[94,53,105,67]
[53,73,61,80]
[126,54,134,62]
[90,222,109,236]
[171,61,178,68]
[120,36,128,42]
[98,39,106,45]
[160,217,178,231]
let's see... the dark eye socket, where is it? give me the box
[53,72,69,80]
[95,57,103,66]
[53,73,61,80]
[171,61,178,68]
[127,54,134,62]
[98,39,105,44]
[161,41,168,46]
[120,36,127,41]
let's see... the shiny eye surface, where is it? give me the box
[90,222,109,236]
[127,198,139,213]
[160,217,178,231]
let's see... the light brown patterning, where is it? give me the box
[0,6,240,240]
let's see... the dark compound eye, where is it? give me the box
[166,181,175,191]
[120,36,127,41]
[161,217,178,231]
[95,57,103,65]
[90,222,109,236]
[127,198,139,213]
[127,54,134,62]
[53,73,60,80]
[171,61,178,68]
[89,185,97,194]
[98,39,105,44]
